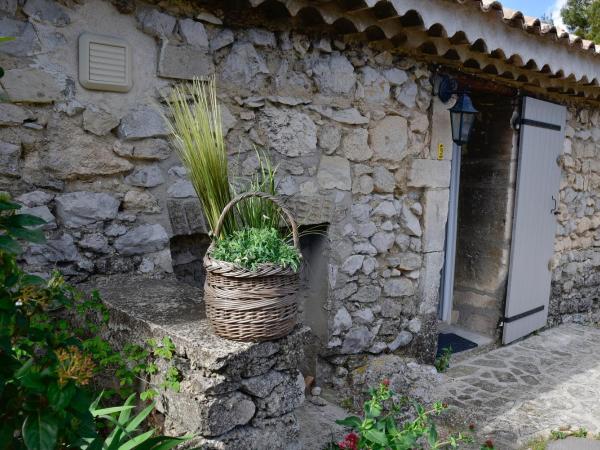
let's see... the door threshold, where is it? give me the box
[438,323,498,362]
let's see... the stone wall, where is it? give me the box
[1,0,453,385]
[551,107,600,325]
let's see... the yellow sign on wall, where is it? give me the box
[437,143,445,160]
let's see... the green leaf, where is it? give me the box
[125,402,155,433]
[136,435,195,450]
[6,226,46,243]
[91,404,135,417]
[335,416,362,429]
[0,235,21,254]
[0,199,21,210]
[22,274,47,285]
[428,422,439,447]
[48,383,76,410]
[0,37,16,43]
[22,412,59,450]
[363,428,388,446]
[4,214,47,227]
[119,428,156,450]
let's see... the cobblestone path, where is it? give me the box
[445,324,600,449]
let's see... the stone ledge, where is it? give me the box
[82,275,309,449]
[87,275,309,374]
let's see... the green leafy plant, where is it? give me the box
[0,196,188,449]
[163,76,234,236]
[211,227,301,271]
[434,346,452,373]
[233,150,282,232]
[335,380,474,449]
[80,392,193,450]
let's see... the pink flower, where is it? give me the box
[382,378,390,387]
[338,432,359,450]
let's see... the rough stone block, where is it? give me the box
[311,53,356,95]
[136,6,176,37]
[0,141,21,177]
[83,107,119,136]
[342,128,372,162]
[317,156,351,190]
[117,106,169,140]
[260,107,316,157]
[178,18,208,47]
[283,194,336,226]
[157,42,214,80]
[55,192,120,227]
[1,68,64,103]
[167,199,208,235]
[43,131,133,180]
[0,103,33,126]
[370,116,408,165]
[114,223,169,255]
[407,159,451,188]
[309,105,369,125]
[123,189,161,213]
[0,17,40,56]
[124,165,164,188]
[221,42,269,86]
[23,0,70,26]
[16,190,54,207]
[422,189,449,253]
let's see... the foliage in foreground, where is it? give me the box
[434,346,452,373]
[0,197,189,449]
[333,381,492,449]
[211,226,301,271]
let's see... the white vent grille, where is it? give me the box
[79,33,132,92]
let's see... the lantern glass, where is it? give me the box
[449,93,478,145]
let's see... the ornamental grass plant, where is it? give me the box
[163,77,300,270]
[163,76,234,236]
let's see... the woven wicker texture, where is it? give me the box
[203,192,301,341]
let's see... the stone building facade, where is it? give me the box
[1,0,600,413]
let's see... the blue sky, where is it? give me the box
[499,0,567,26]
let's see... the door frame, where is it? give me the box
[438,143,461,323]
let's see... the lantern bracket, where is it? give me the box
[432,73,470,103]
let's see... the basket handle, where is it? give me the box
[213,192,300,250]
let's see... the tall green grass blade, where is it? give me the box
[162,77,235,237]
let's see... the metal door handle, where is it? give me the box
[551,196,559,215]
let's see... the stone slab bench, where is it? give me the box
[85,275,309,450]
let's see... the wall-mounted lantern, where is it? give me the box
[433,73,478,146]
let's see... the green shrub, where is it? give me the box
[335,380,475,449]
[210,227,301,271]
[0,197,190,449]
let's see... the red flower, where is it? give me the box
[382,378,390,387]
[338,432,359,450]
[469,423,476,430]
[484,439,494,448]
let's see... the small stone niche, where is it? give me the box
[297,225,330,379]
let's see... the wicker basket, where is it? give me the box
[203,192,301,342]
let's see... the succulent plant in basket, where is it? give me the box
[163,77,302,342]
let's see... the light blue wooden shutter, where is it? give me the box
[503,97,566,344]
